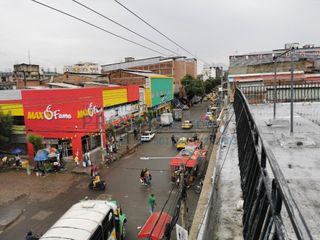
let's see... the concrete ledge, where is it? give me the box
[189,109,225,239]
[0,209,23,231]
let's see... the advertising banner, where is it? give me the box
[151,77,173,107]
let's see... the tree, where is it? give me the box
[0,112,13,145]
[181,74,205,100]
[28,134,43,153]
[204,77,220,94]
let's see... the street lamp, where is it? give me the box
[272,47,295,120]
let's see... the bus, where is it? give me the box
[40,199,127,240]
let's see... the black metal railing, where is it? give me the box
[239,83,320,104]
[234,88,313,240]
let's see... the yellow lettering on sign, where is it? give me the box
[77,109,89,118]
[27,112,44,120]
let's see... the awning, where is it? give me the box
[170,156,196,168]
[138,212,172,240]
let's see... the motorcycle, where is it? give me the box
[88,179,106,191]
[139,175,152,185]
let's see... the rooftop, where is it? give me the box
[250,102,320,239]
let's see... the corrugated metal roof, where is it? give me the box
[47,82,81,88]
[124,70,169,78]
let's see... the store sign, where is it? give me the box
[77,102,102,119]
[27,105,72,120]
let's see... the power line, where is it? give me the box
[113,0,210,64]
[30,0,167,56]
[71,0,179,56]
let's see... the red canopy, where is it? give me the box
[138,212,172,240]
[170,156,197,168]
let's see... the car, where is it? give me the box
[182,120,193,129]
[176,137,188,150]
[141,131,155,142]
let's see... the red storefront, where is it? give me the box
[21,86,139,160]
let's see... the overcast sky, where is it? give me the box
[1,0,320,73]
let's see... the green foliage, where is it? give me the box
[204,78,220,94]
[181,74,205,100]
[27,134,43,152]
[0,112,13,145]
[134,116,143,125]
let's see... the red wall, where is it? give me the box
[127,85,140,102]
[22,88,105,159]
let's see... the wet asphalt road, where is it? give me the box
[0,102,209,240]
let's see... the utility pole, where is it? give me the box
[179,163,187,229]
[290,50,294,134]
[100,112,105,163]
[273,57,277,119]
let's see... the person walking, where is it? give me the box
[148,193,156,214]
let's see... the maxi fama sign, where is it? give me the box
[27,105,72,120]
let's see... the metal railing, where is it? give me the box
[239,83,320,104]
[234,88,313,240]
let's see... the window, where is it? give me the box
[102,210,114,239]
[89,226,103,240]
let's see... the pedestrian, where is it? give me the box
[148,193,156,214]
[133,129,138,140]
[91,163,98,177]
[74,154,79,166]
[15,154,21,167]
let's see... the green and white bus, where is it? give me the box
[40,200,127,240]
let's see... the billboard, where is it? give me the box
[151,77,173,107]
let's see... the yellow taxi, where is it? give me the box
[176,137,188,150]
[182,120,193,129]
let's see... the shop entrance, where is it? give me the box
[61,139,72,157]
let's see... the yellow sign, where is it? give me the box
[0,104,24,116]
[103,89,127,107]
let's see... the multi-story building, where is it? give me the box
[63,62,100,74]
[229,43,320,75]
[13,63,43,89]
[0,72,15,90]
[101,56,197,93]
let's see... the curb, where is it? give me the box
[0,209,23,232]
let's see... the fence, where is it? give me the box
[239,83,320,104]
[233,88,313,239]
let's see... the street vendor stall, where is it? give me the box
[34,148,61,174]
[138,212,172,240]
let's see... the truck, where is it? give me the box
[172,108,182,121]
[160,113,173,126]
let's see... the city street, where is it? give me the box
[0,102,211,239]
